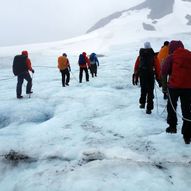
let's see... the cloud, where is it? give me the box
[0,0,143,46]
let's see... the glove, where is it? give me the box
[132,73,138,85]
[31,69,35,73]
[157,79,162,87]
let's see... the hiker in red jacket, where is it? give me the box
[162,40,191,144]
[133,42,161,114]
[13,50,34,99]
[78,52,90,83]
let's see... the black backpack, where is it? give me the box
[139,48,155,74]
[12,55,28,76]
[78,54,86,65]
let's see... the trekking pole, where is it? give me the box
[167,88,191,122]
[29,73,34,98]
[70,70,79,83]
[154,81,159,115]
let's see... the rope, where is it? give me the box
[167,88,191,122]
[0,76,15,81]
[33,66,55,68]
[154,81,159,114]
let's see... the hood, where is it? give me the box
[169,40,184,54]
[82,52,87,57]
[22,50,28,57]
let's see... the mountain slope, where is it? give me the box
[87,0,190,33]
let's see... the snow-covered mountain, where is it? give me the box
[0,0,191,191]
[87,0,191,33]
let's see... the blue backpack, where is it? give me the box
[90,53,96,61]
[78,54,86,65]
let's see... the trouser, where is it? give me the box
[167,88,191,138]
[139,73,154,110]
[60,69,70,86]
[79,67,89,83]
[90,64,97,77]
[17,72,32,97]
[161,75,167,94]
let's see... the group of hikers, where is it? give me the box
[57,52,99,87]
[12,51,100,94]
[133,40,191,144]
[12,40,191,144]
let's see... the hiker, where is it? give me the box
[13,50,34,99]
[133,42,161,114]
[78,52,90,83]
[57,53,71,87]
[157,41,169,99]
[89,53,99,77]
[161,40,191,144]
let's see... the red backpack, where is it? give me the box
[170,48,191,88]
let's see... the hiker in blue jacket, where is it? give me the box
[89,53,99,77]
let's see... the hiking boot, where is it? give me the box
[146,109,152,114]
[17,95,23,99]
[184,138,191,144]
[183,135,191,144]
[66,83,69,86]
[26,91,33,94]
[163,93,168,100]
[139,104,145,109]
[166,126,177,134]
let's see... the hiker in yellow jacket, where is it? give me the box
[157,41,169,99]
[57,53,71,87]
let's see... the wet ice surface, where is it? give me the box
[0,38,191,191]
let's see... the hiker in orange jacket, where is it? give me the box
[57,53,71,87]
[157,41,169,99]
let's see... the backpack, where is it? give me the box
[169,48,191,88]
[89,53,97,65]
[139,48,155,74]
[12,55,28,76]
[78,54,86,65]
[58,56,68,70]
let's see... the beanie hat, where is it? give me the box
[144,42,151,49]
[164,41,169,46]
[63,53,67,57]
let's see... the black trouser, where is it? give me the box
[17,72,32,97]
[139,72,154,110]
[60,69,70,86]
[79,68,89,83]
[167,88,191,138]
[90,64,97,77]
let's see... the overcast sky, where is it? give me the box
[0,0,142,46]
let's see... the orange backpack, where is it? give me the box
[58,56,68,70]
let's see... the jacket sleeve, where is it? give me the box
[154,57,161,80]
[26,58,33,71]
[96,57,99,66]
[85,57,90,67]
[161,55,173,76]
[134,56,140,74]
